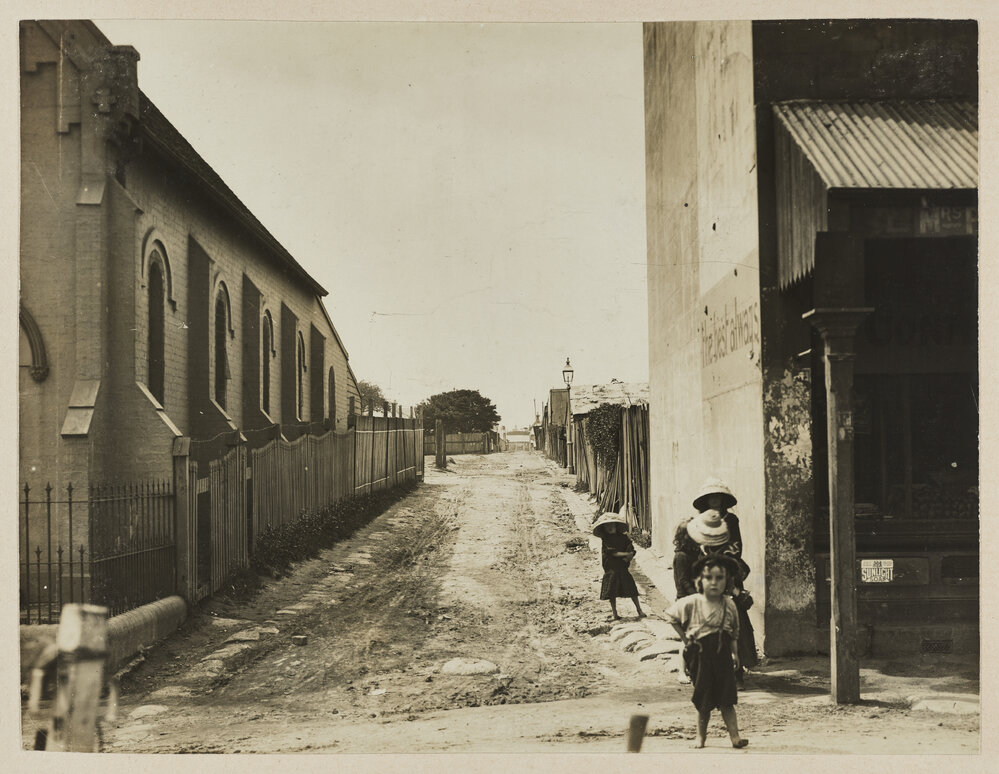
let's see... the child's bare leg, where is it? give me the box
[609,599,620,619]
[720,706,748,748]
[632,597,645,618]
[693,710,709,748]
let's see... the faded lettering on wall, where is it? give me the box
[701,298,761,368]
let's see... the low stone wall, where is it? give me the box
[105,596,187,672]
[19,595,187,688]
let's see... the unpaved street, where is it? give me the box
[101,452,978,754]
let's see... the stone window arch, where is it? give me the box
[19,304,48,382]
[141,233,176,311]
[213,283,232,410]
[261,309,275,416]
[147,260,166,404]
[297,331,306,420]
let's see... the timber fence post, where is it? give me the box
[173,437,192,601]
[435,419,446,469]
[46,603,108,751]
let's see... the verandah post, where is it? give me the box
[804,230,872,705]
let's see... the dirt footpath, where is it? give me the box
[99,452,979,755]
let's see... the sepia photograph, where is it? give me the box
[12,3,988,762]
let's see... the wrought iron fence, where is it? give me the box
[20,480,177,623]
[19,483,87,624]
[89,480,176,617]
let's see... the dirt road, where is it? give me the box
[100,452,978,754]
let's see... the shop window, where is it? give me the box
[852,373,978,521]
[147,261,165,404]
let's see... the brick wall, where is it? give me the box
[20,19,361,491]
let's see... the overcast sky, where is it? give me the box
[95,20,649,429]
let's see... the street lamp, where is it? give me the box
[562,358,574,473]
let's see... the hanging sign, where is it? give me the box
[860,558,894,583]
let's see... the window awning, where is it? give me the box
[773,100,978,288]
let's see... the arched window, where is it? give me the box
[328,366,336,421]
[214,293,229,409]
[261,311,274,415]
[296,332,306,420]
[147,261,165,404]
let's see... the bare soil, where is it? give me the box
[92,452,978,755]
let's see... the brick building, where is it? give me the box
[19,20,360,526]
[644,20,977,657]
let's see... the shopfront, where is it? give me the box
[773,101,979,656]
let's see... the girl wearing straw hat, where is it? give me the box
[673,478,758,681]
[592,512,646,621]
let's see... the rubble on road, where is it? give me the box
[440,658,500,676]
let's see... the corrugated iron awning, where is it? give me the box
[775,101,977,190]
[774,100,978,288]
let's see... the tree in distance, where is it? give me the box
[420,389,501,433]
[356,379,387,412]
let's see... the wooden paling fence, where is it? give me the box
[252,430,354,534]
[355,415,423,494]
[208,444,248,595]
[574,405,651,532]
[184,418,423,602]
[423,431,494,456]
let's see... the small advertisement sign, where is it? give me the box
[860,558,894,583]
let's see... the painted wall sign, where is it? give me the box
[701,297,761,368]
[700,269,763,400]
[860,558,894,583]
[856,206,977,238]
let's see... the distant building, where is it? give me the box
[502,428,533,451]
[539,388,569,466]
[644,20,977,657]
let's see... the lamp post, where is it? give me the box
[562,358,574,474]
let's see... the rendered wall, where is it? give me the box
[644,21,766,646]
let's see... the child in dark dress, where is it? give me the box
[592,512,645,620]
[665,554,749,750]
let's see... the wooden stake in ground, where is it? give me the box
[435,419,446,469]
[46,603,109,752]
[627,713,649,752]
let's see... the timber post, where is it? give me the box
[46,603,109,751]
[435,419,446,469]
[804,231,872,704]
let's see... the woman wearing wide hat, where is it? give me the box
[673,478,758,679]
[593,511,646,620]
